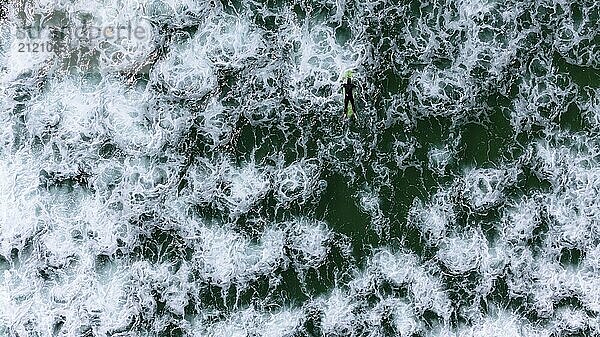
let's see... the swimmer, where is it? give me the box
[342,77,357,118]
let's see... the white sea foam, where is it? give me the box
[275,158,323,206]
[200,306,303,337]
[461,167,518,211]
[428,145,452,175]
[501,196,543,243]
[190,224,285,289]
[409,189,455,246]
[184,157,271,218]
[436,229,486,275]
[317,288,357,336]
[285,218,333,272]
[369,248,452,320]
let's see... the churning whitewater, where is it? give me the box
[1,0,600,336]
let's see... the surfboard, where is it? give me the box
[346,104,354,118]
